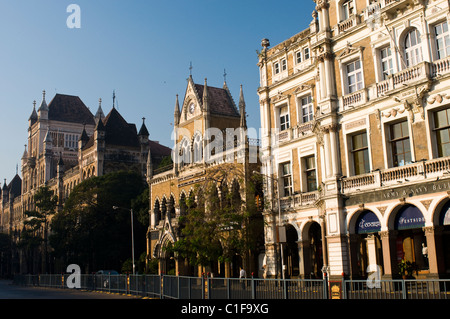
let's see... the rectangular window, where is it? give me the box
[390,120,412,167]
[351,132,370,175]
[304,47,310,60]
[346,60,363,94]
[281,58,287,72]
[435,21,450,60]
[281,162,292,197]
[279,106,290,131]
[274,61,280,74]
[296,51,302,64]
[342,0,354,20]
[380,46,393,80]
[304,156,317,192]
[434,108,450,157]
[301,95,314,123]
[296,48,310,64]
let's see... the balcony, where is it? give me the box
[279,191,320,212]
[341,88,367,110]
[337,15,361,35]
[341,156,450,194]
[373,61,432,99]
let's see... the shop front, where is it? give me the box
[349,210,383,279]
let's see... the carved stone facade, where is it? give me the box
[146,76,263,277]
[0,91,171,274]
[258,0,450,279]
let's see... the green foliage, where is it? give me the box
[166,164,264,269]
[50,170,148,272]
[18,186,58,272]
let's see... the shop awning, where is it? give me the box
[395,205,425,230]
[356,210,381,234]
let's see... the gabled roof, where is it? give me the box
[48,94,95,125]
[193,83,240,117]
[102,108,140,148]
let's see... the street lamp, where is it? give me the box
[112,206,135,275]
[253,170,286,280]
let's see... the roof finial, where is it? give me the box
[189,62,193,77]
[99,98,102,107]
[223,68,227,84]
[142,117,146,124]
[33,100,36,108]
[42,90,46,100]
[112,90,116,108]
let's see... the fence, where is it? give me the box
[12,274,450,300]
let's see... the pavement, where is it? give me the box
[0,279,144,299]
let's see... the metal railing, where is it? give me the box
[12,274,450,300]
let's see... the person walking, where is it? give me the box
[239,267,247,289]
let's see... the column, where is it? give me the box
[329,125,340,176]
[424,226,445,277]
[380,230,396,278]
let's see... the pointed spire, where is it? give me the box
[239,84,247,128]
[22,144,28,160]
[29,100,38,123]
[79,124,89,143]
[38,90,48,112]
[138,117,149,137]
[112,90,116,109]
[202,78,209,112]
[174,94,180,125]
[95,98,105,123]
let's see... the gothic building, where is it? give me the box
[258,0,450,280]
[146,76,263,277]
[0,91,171,273]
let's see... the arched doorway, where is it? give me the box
[284,224,299,278]
[438,201,450,275]
[393,204,427,277]
[302,222,323,278]
[351,210,383,278]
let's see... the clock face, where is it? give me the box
[189,103,195,114]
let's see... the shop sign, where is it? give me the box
[356,211,381,234]
[395,205,425,230]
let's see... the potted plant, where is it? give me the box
[398,259,413,279]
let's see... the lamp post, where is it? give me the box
[253,170,285,280]
[112,206,135,275]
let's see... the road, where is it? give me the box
[0,279,141,299]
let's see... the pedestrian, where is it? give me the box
[239,267,247,289]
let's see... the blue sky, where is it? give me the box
[0,0,316,184]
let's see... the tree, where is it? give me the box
[50,170,148,273]
[167,163,264,273]
[18,186,58,273]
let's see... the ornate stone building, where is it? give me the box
[258,0,450,279]
[0,91,171,273]
[146,76,263,277]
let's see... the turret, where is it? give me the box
[28,100,38,127]
[37,90,48,120]
[95,98,105,124]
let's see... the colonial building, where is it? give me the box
[146,76,263,277]
[258,0,450,279]
[0,91,171,273]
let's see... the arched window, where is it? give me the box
[404,28,422,67]
[179,138,191,166]
[193,133,203,163]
